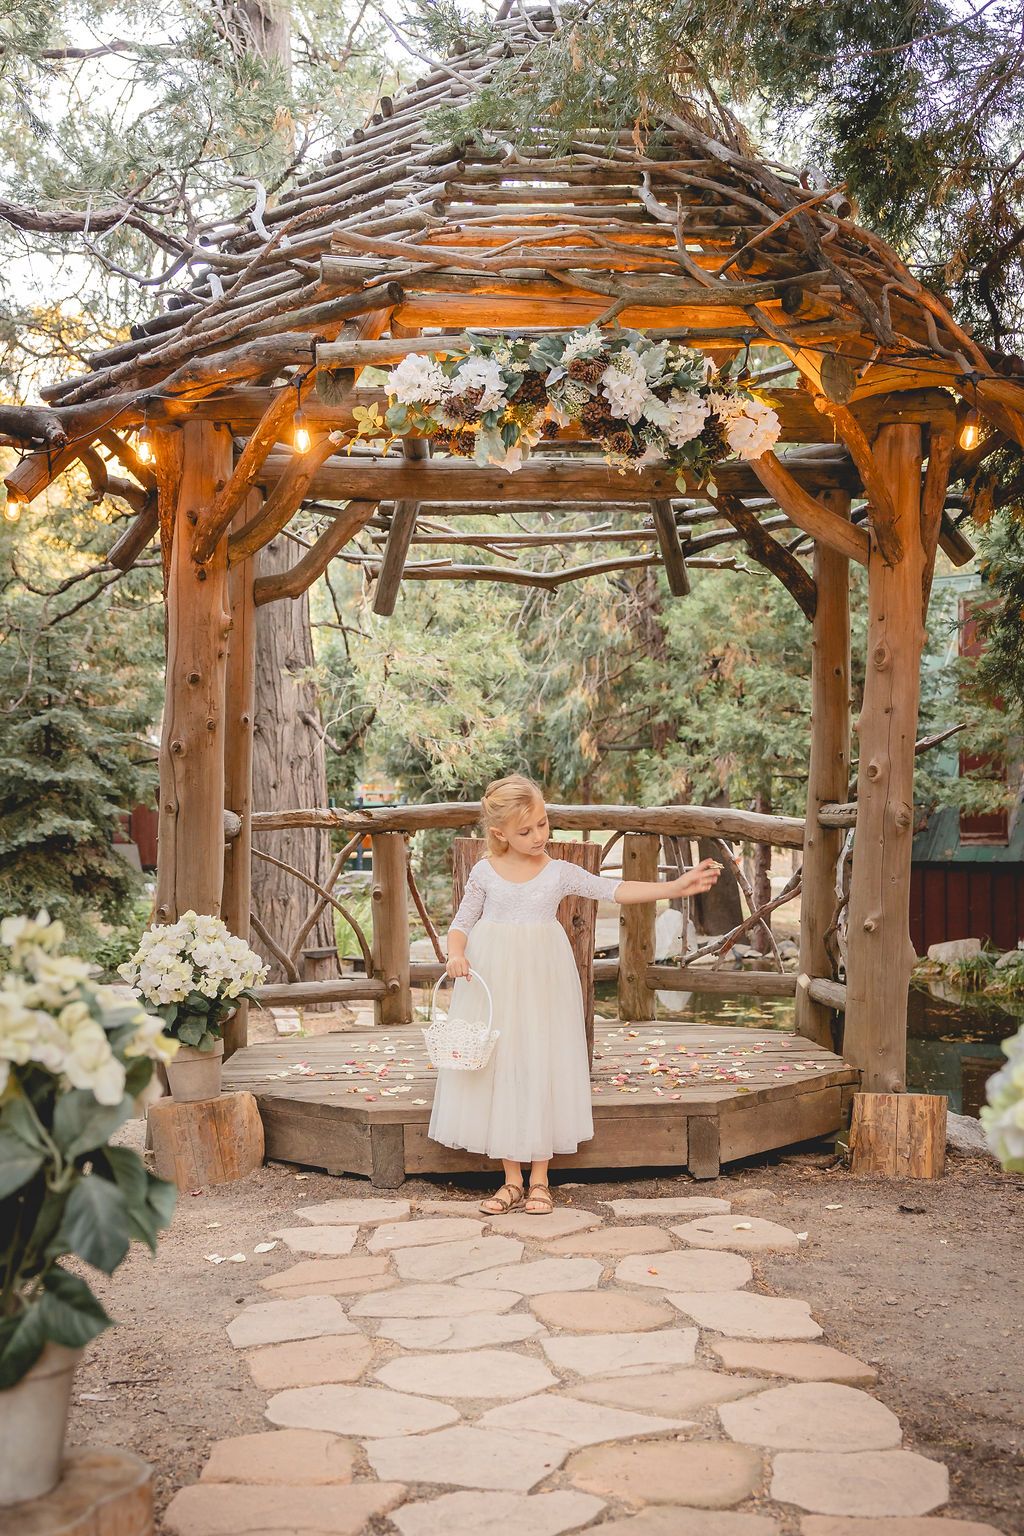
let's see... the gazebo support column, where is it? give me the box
[796,491,851,1048]
[221,496,259,1057]
[844,424,925,1092]
[155,420,233,922]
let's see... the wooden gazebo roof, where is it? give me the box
[4,2,1023,600]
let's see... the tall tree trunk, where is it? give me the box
[750,787,773,955]
[251,536,337,990]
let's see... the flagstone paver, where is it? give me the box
[391,1489,606,1536]
[540,1327,698,1376]
[265,1382,460,1437]
[244,1334,374,1390]
[486,1209,605,1239]
[801,1520,1005,1536]
[297,1198,411,1225]
[720,1381,902,1451]
[260,1255,398,1299]
[594,1511,779,1536]
[480,1393,692,1447]
[194,1193,974,1536]
[375,1314,547,1350]
[668,1292,823,1339]
[367,1426,571,1491]
[226,1295,357,1349]
[368,1217,484,1252]
[272,1224,359,1256]
[375,1347,558,1399]
[199,1429,355,1485]
[771,1452,950,1516]
[350,1283,520,1318]
[531,1289,676,1332]
[565,1440,764,1507]
[164,1481,407,1535]
[672,1215,803,1252]
[565,1367,769,1416]
[604,1197,731,1218]
[540,1225,673,1257]
[615,1250,753,1292]
[709,1340,877,1385]
[394,1234,524,1282]
[464,1257,603,1294]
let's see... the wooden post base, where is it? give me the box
[1,1446,154,1536]
[147,1092,265,1190]
[848,1092,947,1179]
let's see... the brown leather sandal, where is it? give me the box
[480,1182,525,1215]
[524,1184,553,1214]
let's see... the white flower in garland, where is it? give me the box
[450,356,506,412]
[601,349,652,424]
[981,1026,1024,1171]
[708,391,781,460]
[389,353,448,406]
[562,327,604,363]
[652,390,710,448]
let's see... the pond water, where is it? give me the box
[595,980,1016,1117]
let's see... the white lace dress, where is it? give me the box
[428,857,622,1162]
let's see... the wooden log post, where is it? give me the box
[844,424,925,1092]
[795,489,851,1048]
[154,419,233,922]
[618,833,658,1020]
[371,831,412,1025]
[849,1091,946,1178]
[221,494,258,1058]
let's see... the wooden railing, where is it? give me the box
[235,800,854,1034]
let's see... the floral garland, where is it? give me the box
[381,328,781,483]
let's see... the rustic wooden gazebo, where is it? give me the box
[6,4,1023,1183]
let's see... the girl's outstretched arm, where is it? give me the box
[615,857,722,904]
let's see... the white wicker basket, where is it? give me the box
[423,970,499,1072]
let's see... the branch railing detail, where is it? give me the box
[236,800,853,1020]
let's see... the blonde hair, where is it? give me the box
[481,774,546,857]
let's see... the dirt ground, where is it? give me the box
[67,1137,1024,1535]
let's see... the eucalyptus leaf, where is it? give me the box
[97,1145,149,1209]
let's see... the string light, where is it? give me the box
[136,422,154,465]
[2,497,21,524]
[292,377,310,454]
[959,408,981,452]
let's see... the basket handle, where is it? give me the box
[430,968,493,1027]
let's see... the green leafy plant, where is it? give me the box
[0,913,178,1388]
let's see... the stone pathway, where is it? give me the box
[165,1191,1004,1536]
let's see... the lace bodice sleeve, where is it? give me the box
[557,862,622,902]
[450,862,486,936]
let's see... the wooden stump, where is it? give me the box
[849,1091,947,1179]
[147,1092,264,1190]
[3,1446,153,1536]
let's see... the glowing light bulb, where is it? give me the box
[293,409,311,454]
[136,423,154,464]
[959,409,980,452]
[3,498,21,523]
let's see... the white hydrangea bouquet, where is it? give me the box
[382,327,780,483]
[981,1025,1024,1171]
[119,911,267,1053]
[0,913,178,1388]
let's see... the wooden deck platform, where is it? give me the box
[223,1022,858,1186]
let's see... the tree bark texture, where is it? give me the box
[250,535,338,993]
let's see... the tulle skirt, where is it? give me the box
[428,920,595,1162]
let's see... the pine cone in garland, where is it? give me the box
[541,418,560,439]
[433,427,474,456]
[568,355,606,385]
[446,384,486,421]
[702,417,729,461]
[515,371,549,406]
[580,396,618,434]
[605,428,636,456]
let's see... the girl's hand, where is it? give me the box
[446,954,472,980]
[673,858,722,898]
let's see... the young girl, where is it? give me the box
[428,774,721,1216]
